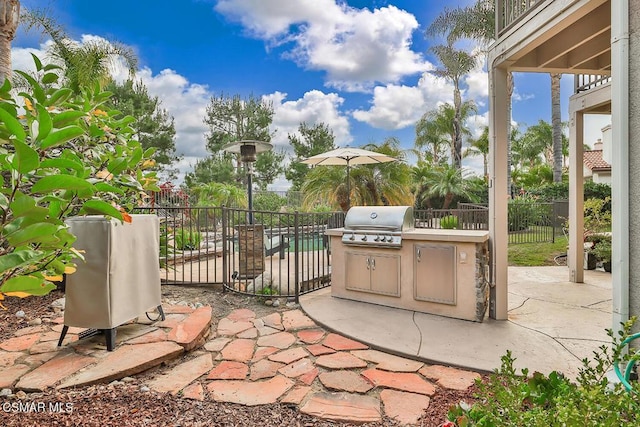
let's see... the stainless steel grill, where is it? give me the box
[342,206,414,248]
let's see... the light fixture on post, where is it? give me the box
[0,0,21,83]
[222,140,272,224]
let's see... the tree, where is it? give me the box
[464,126,489,178]
[105,79,179,179]
[0,55,159,299]
[415,101,476,166]
[285,122,336,190]
[254,149,285,191]
[301,138,413,211]
[413,163,480,209]
[429,44,477,169]
[21,9,137,94]
[193,182,247,208]
[551,73,563,182]
[0,0,19,83]
[183,155,235,189]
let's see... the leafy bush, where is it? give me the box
[440,215,459,229]
[583,197,612,236]
[508,195,551,232]
[174,228,201,250]
[0,56,159,300]
[446,319,640,426]
[524,181,611,204]
[254,192,288,212]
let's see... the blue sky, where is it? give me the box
[12,0,610,188]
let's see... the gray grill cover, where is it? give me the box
[344,206,414,232]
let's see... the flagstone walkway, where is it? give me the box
[0,304,480,425]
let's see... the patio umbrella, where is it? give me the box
[301,147,396,209]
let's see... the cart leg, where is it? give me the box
[105,328,117,351]
[57,325,69,347]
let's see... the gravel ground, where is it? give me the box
[0,284,478,426]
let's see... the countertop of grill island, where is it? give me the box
[325,227,489,243]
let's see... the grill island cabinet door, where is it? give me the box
[369,253,400,296]
[345,251,371,292]
[414,244,457,305]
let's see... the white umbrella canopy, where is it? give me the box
[301,147,397,209]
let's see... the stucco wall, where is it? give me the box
[629,1,640,324]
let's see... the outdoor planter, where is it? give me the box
[58,215,164,351]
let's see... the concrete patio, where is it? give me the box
[300,266,613,379]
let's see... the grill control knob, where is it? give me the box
[374,236,380,242]
[361,235,368,241]
[386,236,393,242]
[349,233,355,241]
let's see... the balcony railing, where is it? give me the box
[497,0,544,35]
[574,74,612,93]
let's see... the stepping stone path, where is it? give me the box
[0,305,481,426]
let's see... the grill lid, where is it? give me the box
[344,206,414,232]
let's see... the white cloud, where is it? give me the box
[352,72,453,130]
[265,90,352,150]
[215,0,429,91]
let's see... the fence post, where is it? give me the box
[294,210,300,304]
[222,206,228,293]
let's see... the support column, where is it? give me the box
[568,109,584,283]
[488,65,509,320]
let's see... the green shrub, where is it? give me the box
[174,228,201,250]
[446,318,640,426]
[0,55,159,299]
[440,215,459,229]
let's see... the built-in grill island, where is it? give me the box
[327,206,490,322]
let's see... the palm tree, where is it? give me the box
[21,9,137,93]
[464,126,489,178]
[413,163,480,209]
[301,139,413,211]
[415,101,477,166]
[193,182,247,208]
[551,73,563,182]
[0,0,20,82]
[430,44,477,169]
[513,120,552,169]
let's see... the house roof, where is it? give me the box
[583,150,611,172]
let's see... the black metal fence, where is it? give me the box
[414,208,489,230]
[135,206,344,302]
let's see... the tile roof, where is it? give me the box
[583,150,611,171]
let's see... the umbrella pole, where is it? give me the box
[346,163,350,210]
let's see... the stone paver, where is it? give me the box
[216,318,254,336]
[282,310,316,331]
[256,332,297,349]
[58,341,184,389]
[163,305,195,314]
[268,347,309,364]
[315,352,367,369]
[278,358,315,378]
[297,329,325,344]
[322,333,368,351]
[260,312,283,330]
[207,360,248,380]
[298,367,319,386]
[155,314,186,329]
[300,392,381,424]
[380,389,430,425]
[249,359,284,381]
[181,382,205,401]
[148,354,213,394]
[16,352,96,391]
[237,328,258,339]
[204,337,231,352]
[251,346,279,362]
[0,364,30,388]
[0,333,41,352]
[227,309,256,322]
[281,385,312,405]
[167,306,212,351]
[29,340,61,355]
[23,352,58,367]
[419,365,481,390]
[127,329,167,345]
[306,344,336,356]
[361,369,436,396]
[0,351,23,367]
[351,349,424,372]
[220,339,255,362]
[207,375,294,406]
[14,325,47,337]
[319,371,374,393]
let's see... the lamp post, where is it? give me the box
[0,0,20,83]
[222,140,273,224]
